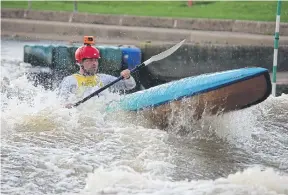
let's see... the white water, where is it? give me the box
[1,39,288,195]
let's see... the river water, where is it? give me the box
[1,39,288,195]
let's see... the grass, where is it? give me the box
[2,1,288,22]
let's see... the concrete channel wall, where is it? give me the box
[2,8,288,46]
[2,8,288,36]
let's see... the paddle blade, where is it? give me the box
[143,39,186,66]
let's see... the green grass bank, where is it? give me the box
[2,1,288,22]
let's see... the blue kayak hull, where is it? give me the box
[109,67,271,128]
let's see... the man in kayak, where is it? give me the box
[58,36,136,108]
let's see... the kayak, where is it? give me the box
[108,67,272,128]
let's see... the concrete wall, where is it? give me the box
[2,8,288,36]
[139,43,288,88]
[2,8,288,46]
[3,18,288,47]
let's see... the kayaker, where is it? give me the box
[58,36,136,108]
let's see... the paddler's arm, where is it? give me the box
[99,70,136,91]
[121,76,136,90]
[119,69,136,90]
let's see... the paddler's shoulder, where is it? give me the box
[61,74,78,84]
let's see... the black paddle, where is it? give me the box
[73,39,186,107]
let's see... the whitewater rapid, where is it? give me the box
[1,39,288,195]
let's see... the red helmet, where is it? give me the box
[75,45,100,63]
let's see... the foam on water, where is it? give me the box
[163,91,288,173]
[81,166,288,195]
[210,94,288,172]
[1,39,288,195]
[1,61,174,194]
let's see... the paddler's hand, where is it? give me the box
[120,69,131,79]
[65,103,74,109]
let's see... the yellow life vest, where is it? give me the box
[72,74,104,98]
